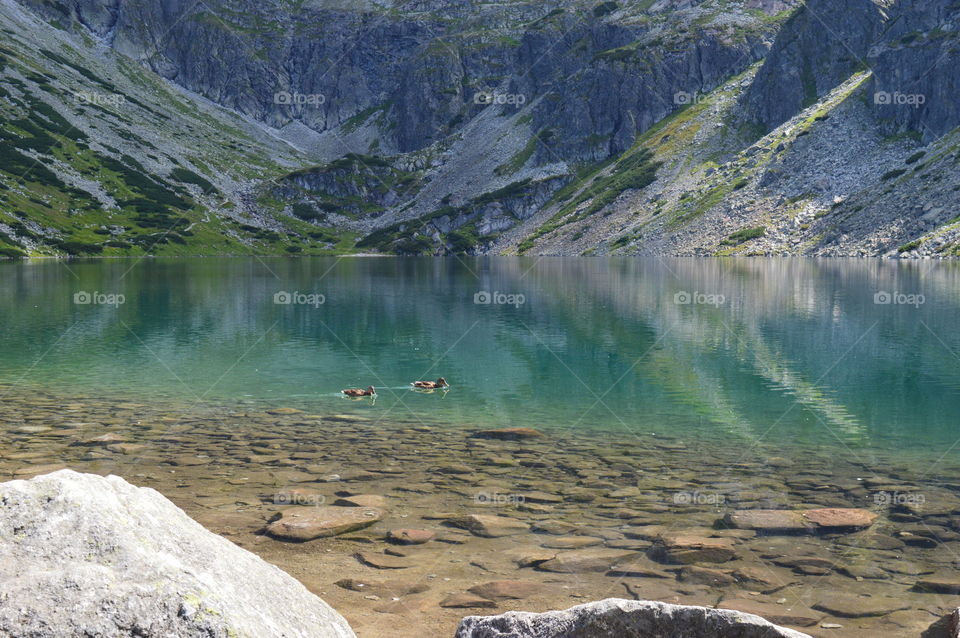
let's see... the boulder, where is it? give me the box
[267,505,384,541]
[0,470,355,638]
[454,598,812,638]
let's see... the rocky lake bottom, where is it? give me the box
[3,383,959,638]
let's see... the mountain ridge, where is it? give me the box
[1,0,958,258]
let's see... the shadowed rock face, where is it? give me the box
[0,470,356,638]
[15,0,778,160]
[740,0,960,142]
[454,598,813,638]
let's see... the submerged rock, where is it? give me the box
[454,598,812,638]
[267,505,384,541]
[445,514,530,537]
[0,469,355,638]
[724,508,878,533]
[471,428,545,441]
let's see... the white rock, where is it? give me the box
[455,598,812,638]
[0,470,356,638]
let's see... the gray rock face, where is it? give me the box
[738,0,883,132]
[741,0,960,142]
[0,470,356,638]
[454,598,812,638]
[16,0,779,162]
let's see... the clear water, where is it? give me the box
[2,256,958,453]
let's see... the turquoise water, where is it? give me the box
[1,256,958,451]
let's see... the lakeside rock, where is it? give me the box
[445,514,530,537]
[723,508,878,534]
[454,599,813,638]
[266,505,384,541]
[470,428,545,441]
[0,470,356,638]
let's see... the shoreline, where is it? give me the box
[0,385,956,637]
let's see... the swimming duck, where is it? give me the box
[412,377,449,389]
[342,386,376,397]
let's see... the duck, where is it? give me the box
[412,377,449,389]
[342,386,376,397]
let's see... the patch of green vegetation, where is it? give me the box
[358,179,542,254]
[494,135,539,176]
[898,239,923,253]
[883,130,923,144]
[520,148,660,252]
[881,168,908,181]
[905,151,926,164]
[170,167,217,195]
[341,103,389,134]
[722,226,766,246]
[593,1,618,17]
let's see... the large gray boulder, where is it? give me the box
[455,598,812,638]
[0,470,356,638]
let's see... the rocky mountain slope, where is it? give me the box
[1,0,957,257]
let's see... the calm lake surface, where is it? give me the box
[4,256,960,637]
[1,256,958,454]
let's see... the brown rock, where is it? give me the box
[724,510,811,533]
[467,580,544,600]
[334,494,388,509]
[71,433,126,447]
[334,578,429,597]
[653,534,737,564]
[812,594,910,618]
[724,508,878,534]
[536,549,639,573]
[606,560,672,579]
[266,407,302,415]
[445,514,529,538]
[471,428,545,441]
[521,491,564,504]
[355,552,412,570]
[677,566,735,586]
[439,593,497,609]
[802,508,878,530]
[387,528,435,545]
[507,549,556,568]
[718,598,822,627]
[266,506,383,541]
[914,577,960,594]
[541,536,602,549]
